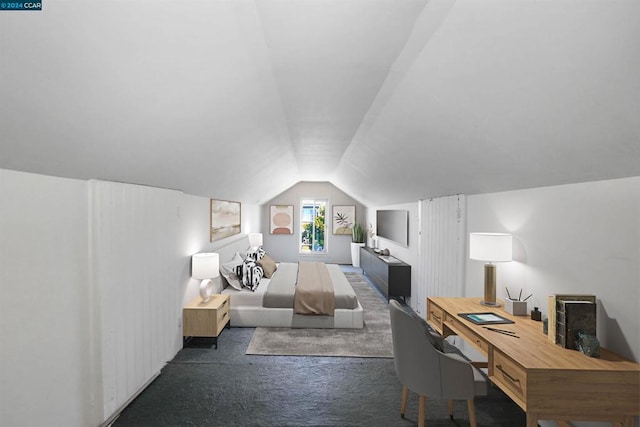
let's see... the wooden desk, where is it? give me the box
[427,297,640,427]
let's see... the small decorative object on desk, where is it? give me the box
[505,298,527,316]
[504,286,530,316]
[531,307,542,321]
[576,332,600,357]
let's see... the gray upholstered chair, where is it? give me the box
[389,299,487,427]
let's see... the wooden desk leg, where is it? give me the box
[526,412,539,427]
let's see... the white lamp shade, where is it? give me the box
[192,252,220,280]
[469,233,512,262]
[248,232,263,248]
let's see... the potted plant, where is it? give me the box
[350,222,366,267]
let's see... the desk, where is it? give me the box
[427,297,640,427]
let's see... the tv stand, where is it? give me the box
[360,247,411,301]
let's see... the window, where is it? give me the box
[299,199,326,254]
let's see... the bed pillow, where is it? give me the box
[257,254,277,278]
[245,247,266,261]
[219,252,244,291]
[241,258,264,291]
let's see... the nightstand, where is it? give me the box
[183,294,230,349]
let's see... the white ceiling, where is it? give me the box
[1,0,639,206]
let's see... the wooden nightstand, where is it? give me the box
[183,294,230,349]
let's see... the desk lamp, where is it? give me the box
[469,233,512,307]
[248,232,263,250]
[192,252,219,303]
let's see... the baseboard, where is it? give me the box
[101,371,161,427]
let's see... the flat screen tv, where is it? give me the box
[376,210,409,246]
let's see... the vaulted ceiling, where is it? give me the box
[1,0,639,206]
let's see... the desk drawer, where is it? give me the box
[444,314,489,354]
[492,349,527,404]
[427,302,444,332]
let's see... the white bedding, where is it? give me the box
[220,262,364,329]
[221,276,270,307]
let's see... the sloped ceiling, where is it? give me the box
[1,0,639,206]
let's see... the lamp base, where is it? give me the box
[199,279,213,303]
[480,300,501,307]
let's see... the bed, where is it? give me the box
[219,255,364,329]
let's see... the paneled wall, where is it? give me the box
[415,195,466,316]
[90,181,183,423]
[0,170,263,426]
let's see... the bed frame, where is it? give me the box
[210,235,364,329]
[229,304,364,329]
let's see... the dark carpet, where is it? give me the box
[113,275,527,427]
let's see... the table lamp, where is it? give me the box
[469,232,512,306]
[192,252,219,303]
[248,232,263,250]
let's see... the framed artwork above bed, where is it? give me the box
[270,205,294,234]
[211,199,241,242]
[332,205,355,235]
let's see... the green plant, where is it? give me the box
[351,222,366,243]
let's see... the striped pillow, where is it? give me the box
[241,258,264,291]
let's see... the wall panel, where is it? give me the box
[415,195,466,316]
[90,181,182,423]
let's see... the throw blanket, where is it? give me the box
[294,262,336,316]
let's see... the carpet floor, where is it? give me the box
[246,272,393,357]
[113,271,527,427]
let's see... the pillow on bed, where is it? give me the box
[257,254,277,278]
[245,247,266,261]
[241,258,264,291]
[219,252,244,291]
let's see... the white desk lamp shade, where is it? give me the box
[469,233,512,306]
[192,253,219,302]
[469,233,512,262]
[248,232,263,248]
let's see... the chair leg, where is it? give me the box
[400,386,409,418]
[418,395,426,427]
[448,400,454,419]
[467,399,477,427]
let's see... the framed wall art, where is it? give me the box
[332,205,355,235]
[270,205,294,234]
[210,199,241,242]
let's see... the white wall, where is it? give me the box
[90,181,184,422]
[466,177,640,427]
[263,181,367,264]
[466,177,639,362]
[179,195,260,304]
[0,170,98,426]
[0,168,262,426]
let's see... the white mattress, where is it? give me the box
[221,276,270,307]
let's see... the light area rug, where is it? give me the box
[245,272,393,358]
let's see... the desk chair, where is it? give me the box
[389,299,487,427]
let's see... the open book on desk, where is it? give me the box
[378,255,401,263]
